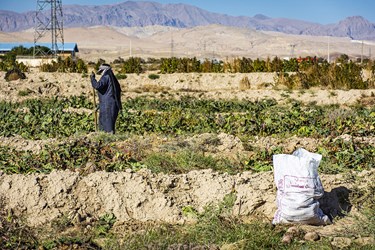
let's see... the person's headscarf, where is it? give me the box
[97,63,111,75]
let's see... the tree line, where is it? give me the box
[1,46,374,89]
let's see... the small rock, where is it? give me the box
[282,234,292,244]
[83,161,97,174]
[286,226,301,236]
[304,232,320,241]
[332,237,352,248]
[354,237,375,246]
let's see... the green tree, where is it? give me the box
[252,58,266,72]
[271,56,283,72]
[283,58,299,72]
[239,57,253,73]
[121,57,143,74]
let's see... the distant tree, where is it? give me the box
[283,58,299,72]
[190,57,201,72]
[271,56,283,72]
[252,58,266,72]
[239,57,253,73]
[336,54,350,64]
[121,57,143,74]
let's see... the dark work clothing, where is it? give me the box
[91,69,122,133]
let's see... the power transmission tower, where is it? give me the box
[34,0,64,57]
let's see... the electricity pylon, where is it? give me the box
[34,0,64,57]
[351,39,375,63]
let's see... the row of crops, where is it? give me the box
[0,96,374,175]
[1,96,374,139]
[1,135,373,175]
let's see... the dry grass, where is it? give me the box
[239,76,251,90]
[133,84,171,93]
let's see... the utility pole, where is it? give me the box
[289,44,296,58]
[129,39,132,57]
[369,47,372,59]
[327,36,330,63]
[361,40,364,64]
[170,31,174,57]
[34,0,64,57]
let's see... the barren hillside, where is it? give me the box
[1,25,369,61]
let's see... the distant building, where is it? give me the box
[0,42,79,57]
[0,42,79,67]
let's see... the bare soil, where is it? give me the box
[0,70,374,246]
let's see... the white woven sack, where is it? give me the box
[272,148,331,225]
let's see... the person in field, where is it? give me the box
[90,63,122,133]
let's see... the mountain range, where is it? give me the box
[1,1,375,40]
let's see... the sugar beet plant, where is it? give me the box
[0,96,374,140]
[0,139,136,174]
[0,135,373,175]
[0,96,93,139]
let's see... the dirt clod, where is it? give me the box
[304,232,320,241]
[332,237,352,249]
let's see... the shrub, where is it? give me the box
[148,73,160,80]
[121,57,143,74]
[40,56,88,73]
[4,68,26,81]
[18,89,33,96]
[116,73,127,80]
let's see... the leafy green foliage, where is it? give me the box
[85,55,375,89]
[94,213,117,237]
[277,60,370,89]
[121,57,144,74]
[148,73,160,80]
[115,73,127,80]
[0,138,138,174]
[40,56,88,73]
[1,96,374,140]
[159,57,223,73]
[0,96,93,139]
[0,96,373,174]
[318,139,375,174]
[0,134,373,175]
[0,45,32,73]
[0,46,43,70]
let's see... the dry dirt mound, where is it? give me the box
[1,168,373,232]
[0,71,373,106]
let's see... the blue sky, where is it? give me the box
[1,0,374,24]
